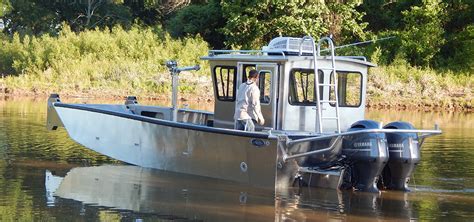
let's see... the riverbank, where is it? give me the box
[366,62,472,112]
[0,70,215,102]
[0,26,471,112]
[1,65,472,112]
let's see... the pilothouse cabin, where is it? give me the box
[202,37,375,133]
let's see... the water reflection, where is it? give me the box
[48,165,276,221]
[46,165,453,221]
[276,187,420,221]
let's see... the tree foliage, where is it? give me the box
[124,0,194,25]
[220,0,367,49]
[436,0,474,71]
[400,0,446,67]
[166,0,225,48]
[358,0,421,32]
[444,24,474,71]
[1,0,132,35]
[0,0,11,17]
[0,0,473,73]
[358,0,473,71]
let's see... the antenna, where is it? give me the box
[319,36,395,52]
[336,36,395,50]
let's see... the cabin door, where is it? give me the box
[237,62,279,130]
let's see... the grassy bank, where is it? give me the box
[0,25,212,100]
[367,61,472,111]
[0,27,472,111]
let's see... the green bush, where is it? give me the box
[367,59,473,110]
[0,24,210,97]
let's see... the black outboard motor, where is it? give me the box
[379,122,419,191]
[341,120,389,192]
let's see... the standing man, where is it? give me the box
[234,69,265,131]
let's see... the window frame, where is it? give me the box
[288,68,324,106]
[329,71,363,108]
[258,70,272,105]
[213,65,237,102]
[241,64,256,83]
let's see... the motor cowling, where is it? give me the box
[379,122,419,191]
[341,120,389,192]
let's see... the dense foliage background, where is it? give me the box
[0,0,472,109]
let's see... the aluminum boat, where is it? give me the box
[47,36,441,192]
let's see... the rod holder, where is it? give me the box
[166,60,200,122]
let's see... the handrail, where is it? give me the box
[286,127,442,147]
[338,56,367,61]
[284,136,342,161]
[318,37,341,133]
[208,50,285,58]
[277,126,442,162]
[298,37,314,56]
[298,36,324,133]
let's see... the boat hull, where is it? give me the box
[54,104,279,189]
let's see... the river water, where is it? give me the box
[0,98,473,221]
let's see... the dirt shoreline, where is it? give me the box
[1,90,471,113]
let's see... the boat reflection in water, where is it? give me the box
[46,165,417,221]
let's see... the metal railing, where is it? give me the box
[277,125,442,162]
[298,36,341,134]
[208,50,286,57]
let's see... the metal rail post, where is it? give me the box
[166,60,200,122]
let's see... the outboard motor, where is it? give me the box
[341,120,389,192]
[379,122,419,191]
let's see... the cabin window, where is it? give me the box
[288,69,324,106]
[258,70,271,104]
[213,66,237,101]
[242,64,256,83]
[329,72,362,107]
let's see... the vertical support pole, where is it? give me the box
[328,39,341,134]
[166,60,200,122]
[312,39,323,134]
[301,36,323,133]
[171,71,179,122]
[166,60,179,122]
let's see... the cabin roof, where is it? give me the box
[201,53,377,67]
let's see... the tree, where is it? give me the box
[1,0,58,35]
[0,0,11,31]
[358,0,422,32]
[1,0,132,35]
[438,24,474,72]
[400,0,446,67]
[167,0,225,48]
[0,0,11,17]
[53,0,132,31]
[435,0,474,71]
[443,0,474,34]
[220,0,367,49]
[124,0,193,25]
